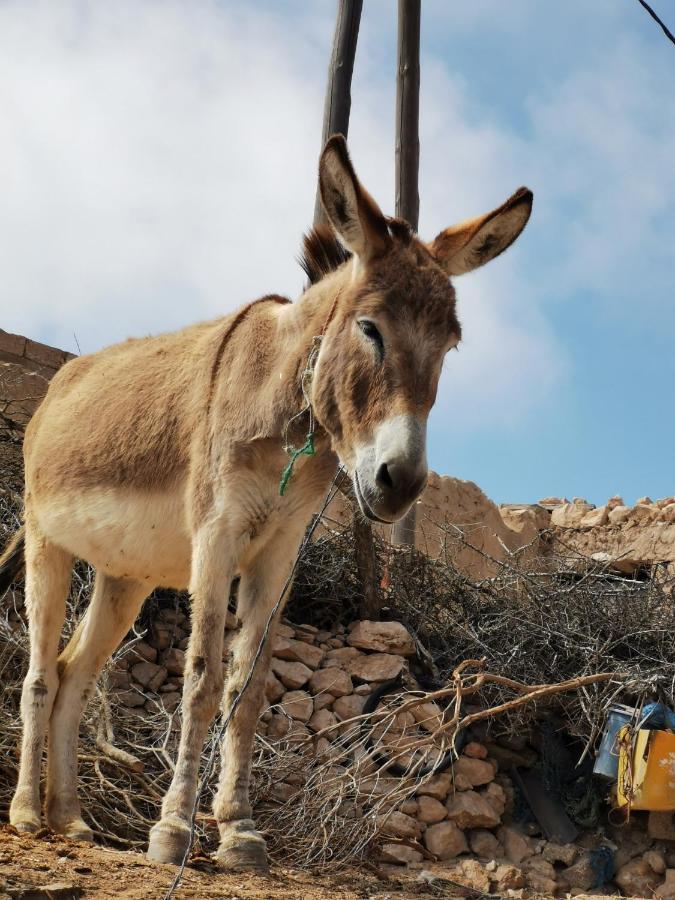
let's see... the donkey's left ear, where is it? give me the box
[429,187,533,276]
[319,134,390,260]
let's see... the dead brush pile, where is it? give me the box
[1,484,674,870]
[378,524,675,744]
[291,513,675,742]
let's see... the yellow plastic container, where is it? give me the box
[617,726,675,811]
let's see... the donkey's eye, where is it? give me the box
[357,319,384,356]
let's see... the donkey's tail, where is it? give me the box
[0,526,26,595]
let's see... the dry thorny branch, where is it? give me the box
[1,484,673,870]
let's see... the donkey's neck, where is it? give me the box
[271,261,355,441]
[286,260,355,343]
[211,261,354,452]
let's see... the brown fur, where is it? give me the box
[311,238,461,450]
[0,526,25,592]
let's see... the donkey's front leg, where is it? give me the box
[213,542,297,873]
[147,527,238,865]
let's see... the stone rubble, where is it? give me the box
[109,611,675,897]
[537,493,675,580]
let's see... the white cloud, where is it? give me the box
[0,1,329,351]
[524,38,675,322]
[10,0,673,440]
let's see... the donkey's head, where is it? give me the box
[310,135,532,523]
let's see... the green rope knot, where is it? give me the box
[279,431,316,496]
[279,334,323,496]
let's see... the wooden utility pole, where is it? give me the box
[314,0,363,227]
[352,512,381,619]
[391,0,422,548]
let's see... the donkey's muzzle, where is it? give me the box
[353,415,428,523]
[375,460,427,515]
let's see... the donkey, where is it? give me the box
[0,135,532,872]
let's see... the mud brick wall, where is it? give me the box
[0,328,75,427]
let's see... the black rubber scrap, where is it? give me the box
[360,676,466,777]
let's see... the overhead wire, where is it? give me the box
[636,0,675,46]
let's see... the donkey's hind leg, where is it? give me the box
[9,525,72,833]
[45,574,150,840]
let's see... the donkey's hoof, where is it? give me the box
[215,841,269,874]
[215,820,269,874]
[46,804,94,843]
[9,793,41,834]
[60,819,94,843]
[147,817,192,865]
[12,818,40,834]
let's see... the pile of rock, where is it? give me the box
[260,618,413,751]
[407,831,675,899]
[107,614,675,897]
[109,616,418,726]
[543,495,675,530]
[108,607,191,717]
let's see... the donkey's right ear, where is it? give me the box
[319,135,390,260]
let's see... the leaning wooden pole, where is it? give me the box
[391,0,422,548]
[312,1,381,619]
[394,0,421,232]
[313,0,363,227]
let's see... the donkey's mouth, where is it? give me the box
[353,472,394,525]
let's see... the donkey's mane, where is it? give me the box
[300,217,416,286]
[299,224,352,286]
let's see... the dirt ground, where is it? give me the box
[0,826,467,900]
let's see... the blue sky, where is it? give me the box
[0,1,673,505]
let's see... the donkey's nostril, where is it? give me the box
[375,460,427,502]
[376,462,394,491]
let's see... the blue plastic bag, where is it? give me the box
[641,702,675,731]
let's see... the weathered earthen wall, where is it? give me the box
[0,328,74,427]
[322,476,544,580]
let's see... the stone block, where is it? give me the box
[446,791,500,829]
[347,620,415,656]
[346,652,406,682]
[424,820,468,859]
